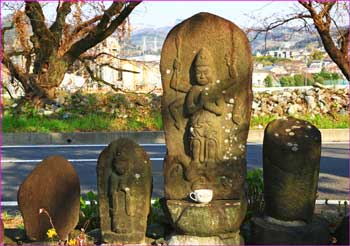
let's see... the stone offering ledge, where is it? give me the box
[3,128,348,145]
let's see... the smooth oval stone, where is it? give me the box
[18,156,80,241]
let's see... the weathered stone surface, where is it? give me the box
[17,156,80,241]
[166,199,246,236]
[161,12,252,200]
[167,232,243,245]
[263,117,321,223]
[97,138,152,244]
[251,216,329,245]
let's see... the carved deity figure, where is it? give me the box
[97,138,152,244]
[186,48,225,165]
[108,154,132,233]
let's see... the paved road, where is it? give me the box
[2,143,349,201]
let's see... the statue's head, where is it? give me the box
[194,48,216,85]
[109,138,148,176]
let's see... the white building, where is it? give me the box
[252,69,278,87]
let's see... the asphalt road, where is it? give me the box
[2,143,349,201]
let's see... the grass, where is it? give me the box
[3,112,347,133]
[2,114,113,133]
[2,91,347,132]
[250,114,349,130]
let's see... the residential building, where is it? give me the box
[252,69,279,87]
[263,65,288,77]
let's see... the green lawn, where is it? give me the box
[3,112,348,133]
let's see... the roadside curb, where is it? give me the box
[2,129,348,145]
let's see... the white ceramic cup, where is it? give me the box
[189,189,213,203]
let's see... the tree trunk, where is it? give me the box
[22,57,69,108]
[316,28,350,80]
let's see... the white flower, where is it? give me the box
[135,173,141,179]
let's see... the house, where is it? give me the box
[307,60,323,74]
[266,49,294,59]
[263,65,288,77]
[252,69,279,87]
[278,61,308,76]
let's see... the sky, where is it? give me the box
[129,1,302,28]
[1,1,348,29]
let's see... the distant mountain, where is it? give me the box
[124,24,324,55]
[125,26,173,54]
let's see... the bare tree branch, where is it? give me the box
[2,55,28,89]
[249,0,349,80]
[25,1,53,40]
[49,1,73,44]
[100,63,139,74]
[71,15,103,36]
[80,52,140,62]
[81,59,129,93]
[64,1,141,63]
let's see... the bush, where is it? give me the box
[264,75,273,87]
[294,74,305,86]
[246,168,264,219]
[78,191,99,232]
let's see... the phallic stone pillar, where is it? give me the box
[97,138,152,244]
[251,117,329,244]
[160,12,253,244]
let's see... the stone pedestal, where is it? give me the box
[166,199,246,245]
[167,233,243,245]
[166,199,247,236]
[251,216,329,245]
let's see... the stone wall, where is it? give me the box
[252,87,349,117]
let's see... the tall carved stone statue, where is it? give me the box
[97,138,152,244]
[161,12,252,244]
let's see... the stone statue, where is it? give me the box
[251,117,330,245]
[97,138,152,244]
[160,12,253,244]
[263,117,321,222]
[161,12,252,200]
